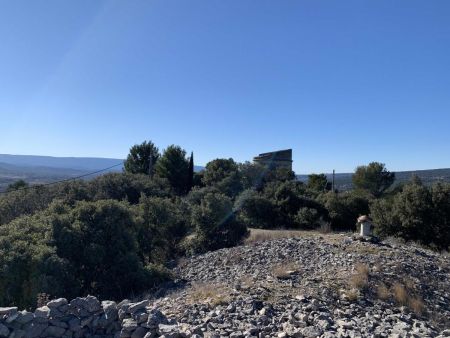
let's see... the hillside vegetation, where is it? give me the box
[0,141,449,312]
[0,154,205,192]
[0,233,449,337]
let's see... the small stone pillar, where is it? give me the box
[357,215,373,237]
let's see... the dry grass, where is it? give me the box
[392,282,408,305]
[346,289,359,301]
[352,244,382,255]
[350,274,368,289]
[36,293,50,308]
[245,228,311,244]
[341,262,370,301]
[377,283,390,300]
[244,228,349,246]
[318,222,332,234]
[238,275,256,288]
[271,261,300,279]
[409,296,425,315]
[356,262,370,275]
[389,281,426,315]
[350,263,369,289]
[188,282,232,306]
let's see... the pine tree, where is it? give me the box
[155,145,190,195]
[124,141,159,175]
[352,162,395,197]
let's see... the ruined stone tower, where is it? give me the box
[253,149,293,170]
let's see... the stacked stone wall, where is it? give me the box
[0,296,179,338]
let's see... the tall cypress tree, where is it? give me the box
[188,152,194,192]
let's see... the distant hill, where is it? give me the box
[297,168,450,191]
[0,162,90,190]
[4,154,447,193]
[0,154,204,192]
[0,154,124,171]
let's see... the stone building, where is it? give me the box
[253,149,293,170]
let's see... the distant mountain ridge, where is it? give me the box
[0,154,203,191]
[0,154,204,172]
[0,154,124,171]
[1,154,448,192]
[0,162,88,177]
[0,154,123,192]
[297,168,450,190]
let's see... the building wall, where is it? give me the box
[253,149,293,171]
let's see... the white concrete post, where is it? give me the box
[360,222,372,236]
[357,215,373,237]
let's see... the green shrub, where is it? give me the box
[238,162,267,190]
[319,190,371,231]
[371,181,450,249]
[88,173,172,203]
[202,159,243,198]
[235,189,280,229]
[370,198,395,236]
[203,159,239,185]
[0,211,73,308]
[0,173,172,226]
[185,186,220,206]
[193,171,205,188]
[188,192,248,253]
[6,179,29,192]
[137,196,188,262]
[234,181,328,230]
[294,207,323,229]
[263,180,328,228]
[0,185,55,225]
[52,200,157,300]
[50,180,90,205]
[262,180,305,216]
[431,182,450,249]
[0,199,170,307]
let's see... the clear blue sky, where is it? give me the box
[1,1,449,174]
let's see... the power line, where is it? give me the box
[0,162,124,195]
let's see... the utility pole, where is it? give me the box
[332,169,335,193]
[187,152,194,192]
[148,155,153,176]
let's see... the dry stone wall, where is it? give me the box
[0,296,177,338]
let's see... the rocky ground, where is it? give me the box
[1,232,450,338]
[158,233,450,338]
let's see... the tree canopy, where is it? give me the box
[155,145,190,195]
[352,162,395,197]
[6,179,29,192]
[307,174,331,192]
[124,140,160,175]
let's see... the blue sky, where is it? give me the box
[0,1,449,174]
